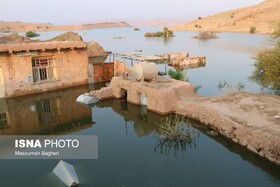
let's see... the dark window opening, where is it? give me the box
[32,57,55,83]
[0,113,8,128]
[36,99,58,125]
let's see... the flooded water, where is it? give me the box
[0,84,279,187]
[1,28,279,186]
[32,27,268,96]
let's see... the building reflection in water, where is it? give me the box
[0,82,199,154]
[36,99,59,126]
[94,99,200,155]
[0,112,8,129]
[95,99,160,137]
[0,85,101,135]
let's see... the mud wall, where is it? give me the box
[0,48,88,98]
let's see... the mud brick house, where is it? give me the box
[0,40,88,98]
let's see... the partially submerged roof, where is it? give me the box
[0,41,86,53]
[114,52,169,63]
[87,41,107,57]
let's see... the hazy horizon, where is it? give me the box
[1,0,263,25]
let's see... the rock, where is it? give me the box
[274,115,280,119]
[49,31,83,42]
[76,94,100,105]
[247,144,257,153]
[207,130,218,136]
[0,34,30,44]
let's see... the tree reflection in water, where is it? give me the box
[154,114,200,156]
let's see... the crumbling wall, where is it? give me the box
[93,63,114,82]
[114,60,133,76]
[90,76,195,114]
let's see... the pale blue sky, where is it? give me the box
[0,0,263,24]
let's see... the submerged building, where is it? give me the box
[0,39,88,98]
[0,32,114,98]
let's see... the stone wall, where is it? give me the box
[114,60,133,76]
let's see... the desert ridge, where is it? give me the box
[0,21,131,32]
[171,0,280,34]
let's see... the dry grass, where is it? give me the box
[171,0,280,34]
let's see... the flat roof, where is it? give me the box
[114,52,170,63]
[0,41,87,53]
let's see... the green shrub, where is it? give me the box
[250,43,280,94]
[168,69,185,81]
[25,31,40,37]
[134,28,140,31]
[250,22,280,94]
[249,26,256,34]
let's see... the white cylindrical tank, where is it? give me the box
[133,62,158,81]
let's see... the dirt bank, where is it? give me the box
[175,92,280,165]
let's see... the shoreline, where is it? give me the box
[170,28,272,35]
[174,92,280,166]
[91,77,280,166]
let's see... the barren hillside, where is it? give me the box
[0,21,131,32]
[171,0,280,34]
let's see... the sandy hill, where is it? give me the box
[83,22,131,29]
[171,0,280,34]
[0,21,131,32]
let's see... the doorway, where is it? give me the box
[0,66,5,98]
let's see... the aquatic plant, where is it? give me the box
[193,31,218,40]
[217,80,245,92]
[25,31,40,37]
[250,22,280,95]
[154,114,200,156]
[194,84,202,93]
[144,27,174,38]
